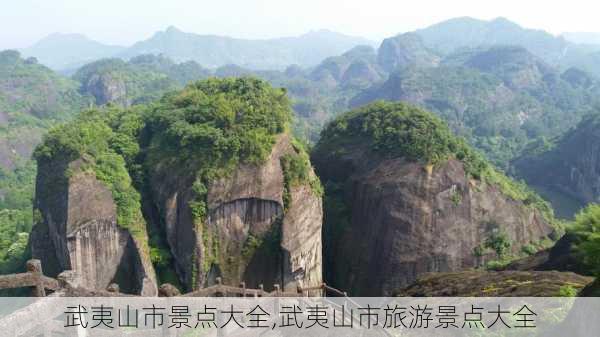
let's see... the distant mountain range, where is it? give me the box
[17,18,600,78]
[20,33,125,72]
[119,27,376,69]
[19,27,375,72]
[412,17,600,75]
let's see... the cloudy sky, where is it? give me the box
[1,0,598,49]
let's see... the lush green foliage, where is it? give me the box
[316,101,556,239]
[280,140,323,209]
[351,47,600,170]
[513,112,600,219]
[569,204,600,276]
[484,229,512,258]
[146,77,291,168]
[144,78,293,275]
[317,101,547,210]
[34,108,146,240]
[0,211,31,274]
[0,50,87,121]
[0,162,36,273]
[73,58,180,106]
[558,285,578,297]
[0,50,89,273]
[318,101,487,169]
[31,77,305,286]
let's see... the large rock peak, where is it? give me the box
[30,158,157,295]
[150,134,323,292]
[313,101,554,295]
[377,32,440,72]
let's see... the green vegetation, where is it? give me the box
[143,77,302,282]
[146,77,292,225]
[352,45,600,170]
[34,108,147,241]
[31,77,313,287]
[319,101,486,169]
[0,162,36,273]
[0,50,87,121]
[280,140,323,209]
[317,101,555,222]
[569,204,600,276]
[521,243,538,256]
[0,50,89,273]
[316,101,560,278]
[484,229,512,259]
[73,58,179,106]
[513,112,600,219]
[558,285,578,297]
[72,55,212,108]
[0,212,31,274]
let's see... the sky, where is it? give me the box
[1,0,600,49]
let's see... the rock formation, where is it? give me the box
[396,270,593,296]
[377,32,440,73]
[29,78,323,295]
[514,113,600,218]
[30,158,157,295]
[313,101,554,296]
[148,134,323,292]
[82,73,129,106]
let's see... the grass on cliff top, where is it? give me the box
[569,204,600,277]
[316,100,555,223]
[34,107,148,244]
[142,77,320,281]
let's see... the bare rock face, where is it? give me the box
[513,115,600,218]
[377,32,440,73]
[149,134,323,292]
[315,149,553,296]
[83,73,128,106]
[30,158,157,295]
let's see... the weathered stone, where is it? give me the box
[30,158,157,295]
[149,134,323,292]
[83,73,129,106]
[314,143,553,295]
[396,270,594,296]
[158,283,181,297]
[513,114,600,218]
[504,233,588,274]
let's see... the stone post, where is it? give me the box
[26,259,45,297]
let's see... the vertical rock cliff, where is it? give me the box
[29,78,323,294]
[148,133,323,291]
[30,158,157,295]
[513,113,600,218]
[313,101,554,296]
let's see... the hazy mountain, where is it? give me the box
[310,45,384,88]
[20,33,125,72]
[513,113,600,218]
[72,54,213,106]
[350,46,600,167]
[562,32,600,46]
[119,26,375,69]
[377,32,440,72]
[414,17,600,69]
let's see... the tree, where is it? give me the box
[484,229,512,259]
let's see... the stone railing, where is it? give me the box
[0,259,59,296]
